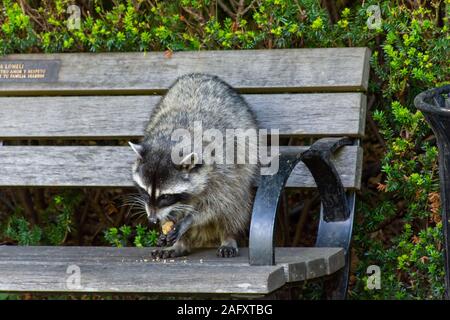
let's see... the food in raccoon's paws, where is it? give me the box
[156,221,176,247]
[162,221,175,235]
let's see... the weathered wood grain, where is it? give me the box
[183,247,344,283]
[0,93,366,138]
[0,146,362,189]
[0,246,344,293]
[0,48,371,95]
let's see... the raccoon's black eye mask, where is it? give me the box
[135,185,149,199]
[135,184,189,208]
[156,193,190,208]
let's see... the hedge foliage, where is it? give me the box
[0,0,449,299]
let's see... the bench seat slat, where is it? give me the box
[0,93,366,138]
[0,246,344,294]
[0,48,370,95]
[0,146,362,189]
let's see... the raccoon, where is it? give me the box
[129,73,259,258]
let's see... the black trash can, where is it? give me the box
[414,84,450,299]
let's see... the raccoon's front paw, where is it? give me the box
[156,227,179,247]
[165,228,180,246]
[156,233,168,247]
[217,246,238,258]
[151,248,179,259]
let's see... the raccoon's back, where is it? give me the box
[145,73,258,136]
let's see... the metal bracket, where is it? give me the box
[249,137,353,266]
[301,137,351,222]
[301,138,356,299]
[318,191,355,299]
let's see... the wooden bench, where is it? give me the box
[0,48,370,298]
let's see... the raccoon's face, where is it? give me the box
[129,142,208,223]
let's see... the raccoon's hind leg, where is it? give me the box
[217,236,239,258]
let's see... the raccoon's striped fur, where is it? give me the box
[129,73,258,258]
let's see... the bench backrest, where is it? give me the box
[0,48,370,189]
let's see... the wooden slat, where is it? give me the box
[0,48,371,96]
[0,246,344,293]
[187,248,344,283]
[0,146,362,189]
[0,93,366,138]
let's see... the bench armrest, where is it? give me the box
[248,137,352,266]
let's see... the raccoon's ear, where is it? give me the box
[128,142,144,159]
[179,152,201,172]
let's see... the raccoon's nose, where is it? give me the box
[145,204,159,224]
[148,216,159,224]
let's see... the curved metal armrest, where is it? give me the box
[249,137,352,266]
[301,137,351,222]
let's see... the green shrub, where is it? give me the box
[350,1,449,300]
[104,224,159,248]
[2,191,81,245]
[4,215,42,246]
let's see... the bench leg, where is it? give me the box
[319,192,355,300]
[301,139,355,300]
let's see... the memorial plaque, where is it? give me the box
[0,60,60,82]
